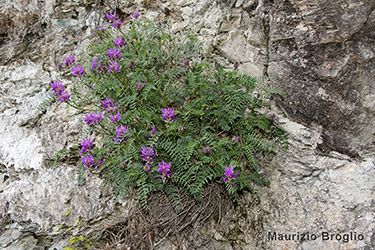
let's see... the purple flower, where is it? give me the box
[91,58,104,72]
[108,48,123,60]
[131,11,140,19]
[232,136,239,143]
[51,81,70,103]
[128,60,136,66]
[234,61,240,69]
[161,108,177,123]
[79,137,94,154]
[72,65,85,78]
[65,55,75,66]
[83,111,103,126]
[112,19,121,28]
[82,154,94,168]
[101,97,117,113]
[140,146,157,162]
[106,12,116,22]
[156,161,174,184]
[202,146,210,153]
[110,112,121,123]
[182,59,189,68]
[222,165,239,187]
[58,90,70,103]
[91,58,98,71]
[56,63,63,69]
[152,125,156,134]
[267,112,279,122]
[161,20,168,25]
[114,125,130,143]
[135,81,145,91]
[143,162,152,172]
[119,162,126,168]
[109,61,120,73]
[51,81,65,96]
[113,37,126,48]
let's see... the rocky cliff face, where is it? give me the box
[1,0,374,249]
[268,0,375,159]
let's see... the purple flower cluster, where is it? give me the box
[81,154,106,170]
[106,13,116,22]
[78,138,104,171]
[267,112,279,122]
[58,91,71,103]
[182,59,189,68]
[65,55,75,66]
[91,58,104,72]
[83,111,103,126]
[140,146,157,162]
[108,61,120,73]
[143,163,152,172]
[112,19,121,29]
[222,165,239,187]
[106,12,121,28]
[114,125,130,143]
[113,37,126,48]
[101,97,117,113]
[234,61,240,69]
[108,48,123,60]
[51,80,65,96]
[51,81,70,103]
[78,137,94,154]
[156,161,174,184]
[232,136,239,143]
[202,146,210,153]
[72,65,85,78]
[161,108,177,123]
[135,81,145,91]
[140,146,158,172]
[77,137,96,170]
[110,112,121,123]
[131,11,140,19]
[81,154,94,168]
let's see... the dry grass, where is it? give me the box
[97,181,235,250]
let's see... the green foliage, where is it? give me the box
[38,95,55,112]
[50,148,71,167]
[50,16,288,208]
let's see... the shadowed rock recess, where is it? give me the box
[0,0,374,249]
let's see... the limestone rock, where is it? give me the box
[268,0,375,157]
[0,0,375,249]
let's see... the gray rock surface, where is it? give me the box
[268,0,375,158]
[0,0,374,249]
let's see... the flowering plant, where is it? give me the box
[44,13,288,207]
[222,165,239,187]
